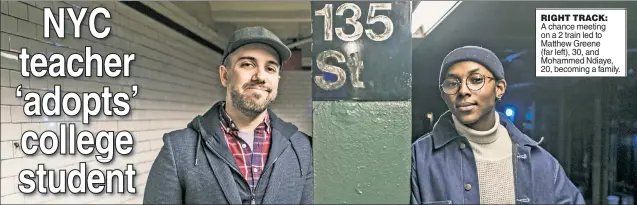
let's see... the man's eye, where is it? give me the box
[445,81,459,87]
[471,77,484,84]
[241,63,254,67]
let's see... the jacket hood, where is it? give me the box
[187,101,300,166]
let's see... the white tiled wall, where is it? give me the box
[0,1,312,204]
[0,1,222,203]
[270,71,312,135]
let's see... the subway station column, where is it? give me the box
[311,2,412,203]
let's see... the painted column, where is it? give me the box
[311,1,412,203]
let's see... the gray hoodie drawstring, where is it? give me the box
[195,135,202,166]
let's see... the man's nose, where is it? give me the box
[457,80,471,96]
[251,66,267,81]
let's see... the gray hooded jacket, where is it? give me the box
[143,102,313,204]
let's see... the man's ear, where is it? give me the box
[495,79,507,99]
[219,65,229,87]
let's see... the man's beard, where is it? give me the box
[229,80,276,118]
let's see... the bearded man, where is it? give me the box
[144,27,313,205]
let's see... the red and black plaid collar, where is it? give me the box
[218,102,271,135]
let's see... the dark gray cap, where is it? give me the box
[439,46,505,85]
[222,26,291,65]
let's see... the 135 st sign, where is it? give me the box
[311,1,411,101]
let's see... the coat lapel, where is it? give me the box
[263,109,294,171]
[500,111,537,204]
[196,103,244,204]
[198,106,241,171]
[261,128,292,204]
[514,144,534,204]
[202,142,243,204]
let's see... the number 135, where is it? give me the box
[315,3,394,42]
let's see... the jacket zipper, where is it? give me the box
[208,139,290,205]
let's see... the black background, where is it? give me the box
[311,1,412,101]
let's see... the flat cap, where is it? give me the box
[222,26,291,65]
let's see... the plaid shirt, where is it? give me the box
[219,104,272,190]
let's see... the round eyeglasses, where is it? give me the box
[440,73,495,95]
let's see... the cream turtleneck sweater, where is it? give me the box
[452,112,516,204]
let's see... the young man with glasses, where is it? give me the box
[411,46,584,204]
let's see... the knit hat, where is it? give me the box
[439,46,504,85]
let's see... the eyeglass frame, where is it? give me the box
[439,73,496,95]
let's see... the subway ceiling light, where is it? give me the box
[411,1,462,36]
